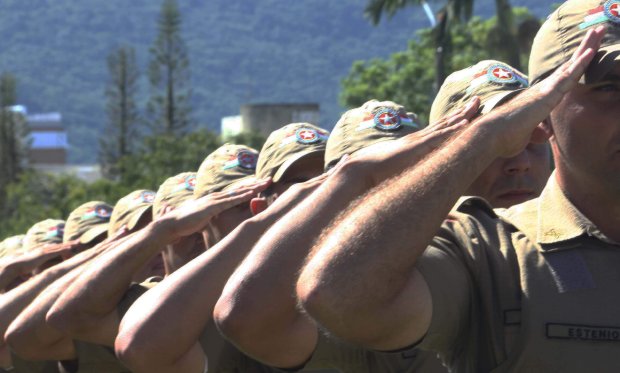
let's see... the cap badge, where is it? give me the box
[374,109,402,131]
[238,151,257,169]
[185,175,196,191]
[82,205,112,221]
[296,129,320,144]
[140,191,155,204]
[222,150,258,170]
[580,1,620,29]
[45,224,65,239]
[280,128,328,147]
[356,110,418,131]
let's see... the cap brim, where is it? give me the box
[584,45,620,84]
[480,89,526,115]
[79,223,109,244]
[126,205,153,232]
[272,150,325,183]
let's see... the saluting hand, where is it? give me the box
[155,178,271,241]
[484,26,605,159]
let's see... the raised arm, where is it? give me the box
[45,222,173,347]
[114,178,318,373]
[0,242,75,292]
[2,242,107,361]
[211,105,480,369]
[296,28,603,351]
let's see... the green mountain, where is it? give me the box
[0,0,554,164]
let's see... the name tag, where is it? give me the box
[547,323,620,342]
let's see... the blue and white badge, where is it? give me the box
[185,175,196,191]
[374,108,402,131]
[605,1,620,24]
[95,205,112,219]
[140,191,156,204]
[486,64,528,87]
[45,224,65,239]
[296,129,320,144]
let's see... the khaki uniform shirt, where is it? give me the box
[10,358,60,373]
[303,334,446,373]
[416,174,620,372]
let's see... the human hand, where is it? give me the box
[156,178,271,241]
[485,26,605,158]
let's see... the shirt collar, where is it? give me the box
[536,172,618,246]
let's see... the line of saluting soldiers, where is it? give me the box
[1,1,620,372]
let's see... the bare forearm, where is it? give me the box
[214,167,369,366]
[116,217,270,371]
[298,122,499,342]
[5,266,87,360]
[50,227,165,326]
[0,248,98,340]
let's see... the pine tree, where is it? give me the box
[100,46,140,179]
[0,73,29,208]
[146,0,192,135]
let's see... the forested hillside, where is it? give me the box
[0,0,554,163]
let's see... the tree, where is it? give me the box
[341,9,537,125]
[100,46,140,180]
[364,0,525,87]
[118,129,221,190]
[0,73,29,203]
[146,0,192,135]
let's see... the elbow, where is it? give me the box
[5,322,43,360]
[115,316,174,371]
[296,269,334,325]
[296,268,375,346]
[45,302,91,338]
[213,295,256,348]
[115,325,156,372]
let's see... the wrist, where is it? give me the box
[147,218,177,245]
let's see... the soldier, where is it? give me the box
[214,102,448,372]
[296,8,618,373]
[2,203,115,373]
[430,60,552,208]
[115,125,330,373]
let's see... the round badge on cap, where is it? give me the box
[487,64,517,84]
[141,191,155,203]
[185,175,196,191]
[237,151,257,170]
[95,205,112,219]
[605,0,620,23]
[374,108,402,131]
[295,129,320,144]
[47,224,65,239]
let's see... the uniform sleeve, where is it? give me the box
[415,215,479,356]
[285,333,369,372]
[116,280,159,318]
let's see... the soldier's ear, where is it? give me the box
[541,118,554,137]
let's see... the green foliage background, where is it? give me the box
[0,0,552,164]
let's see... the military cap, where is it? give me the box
[194,144,259,198]
[256,123,329,182]
[324,100,421,169]
[0,235,26,258]
[153,172,197,217]
[108,190,156,236]
[64,201,113,244]
[430,60,528,124]
[530,0,620,84]
[22,220,65,251]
